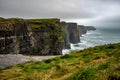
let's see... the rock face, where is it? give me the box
[0,18,63,55]
[67,23,80,44]
[29,19,63,55]
[77,25,87,36]
[0,19,32,54]
[0,17,96,55]
[60,22,70,49]
[60,22,80,49]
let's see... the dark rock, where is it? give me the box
[29,19,63,55]
[67,23,80,44]
[0,18,63,55]
[85,26,96,31]
[60,21,70,49]
[0,19,32,54]
[60,22,80,48]
[77,25,87,36]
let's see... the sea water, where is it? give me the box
[62,27,120,54]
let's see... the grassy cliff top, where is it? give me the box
[0,17,61,31]
[0,18,26,31]
[0,43,120,80]
[28,18,60,24]
[28,18,61,31]
[0,17,59,20]
[0,17,59,23]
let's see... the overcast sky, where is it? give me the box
[0,0,120,28]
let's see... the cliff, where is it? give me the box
[29,19,64,55]
[60,22,80,49]
[67,23,80,44]
[0,18,32,54]
[77,25,87,36]
[0,18,64,55]
[0,17,96,55]
[60,22,70,49]
[85,26,96,31]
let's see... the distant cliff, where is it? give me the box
[77,25,87,36]
[60,22,70,49]
[67,23,80,44]
[60,22,80,49]
[77,25,96,36]
[85,26,96,31]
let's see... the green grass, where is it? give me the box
[0,43,120,80]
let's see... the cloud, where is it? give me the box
[0,0,100,18]
[0,0,120,27]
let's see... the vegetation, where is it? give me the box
[0,44,120,79]
[0,18,26,31]
[28,18,60,23]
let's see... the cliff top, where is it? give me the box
[0,18,26,31]
[28,18,60,24]
[0,17,61,30]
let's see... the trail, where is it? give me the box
[0,54,56,69]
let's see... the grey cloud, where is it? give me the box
[0,0,120,28]
[0,0,99,18]
[94,15,120,28]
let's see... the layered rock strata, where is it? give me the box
[0,18,63,55]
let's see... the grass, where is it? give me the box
[0,43,120,80]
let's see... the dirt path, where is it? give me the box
[0,54,56,69]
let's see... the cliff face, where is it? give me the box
[60,22,70,49]
[60,22,80,49]
[77,25,87,36]
[67,23,80,44]
[0,19,32,54]
[0,17,96,55]
[29,19,63,55]
[0,18,63,55]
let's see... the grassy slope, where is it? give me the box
[0,43,120,80]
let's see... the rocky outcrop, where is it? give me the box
[77,25,87,36]
[60,22,80,49]
[85,26,96,31]
[78,25,96,35]
[60,22,70,49]
[67,23,80,44]
[0,19,32,54]
[0,18,64,55]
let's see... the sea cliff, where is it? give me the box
[0,18,63,55]
[0,17,96,55]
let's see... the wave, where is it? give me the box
[62,29,120,54]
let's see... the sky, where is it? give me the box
[0,0,120,28]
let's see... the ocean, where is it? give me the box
[62,27,120,54]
